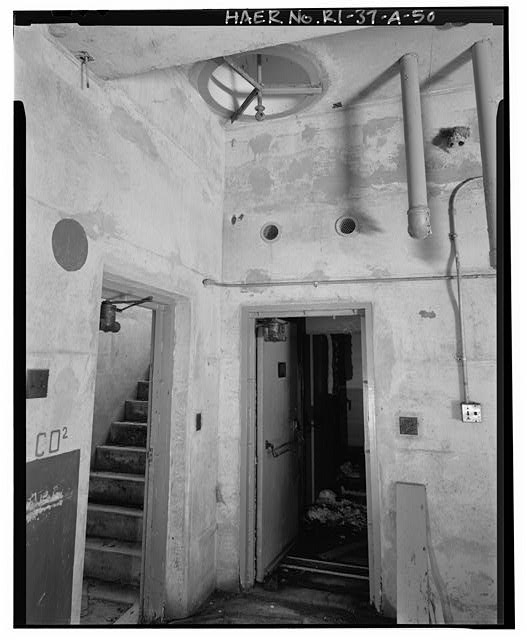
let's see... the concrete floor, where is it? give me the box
[172,585,392,626]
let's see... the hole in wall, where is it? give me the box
[261,223,281,243]
[335,216,357,236]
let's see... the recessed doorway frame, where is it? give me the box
[98,272,191,622]
[239,302,382,611]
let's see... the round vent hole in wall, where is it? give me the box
[335,216,357,236]
[261,223,281,243]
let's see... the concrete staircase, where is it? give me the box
[84,379,150,587]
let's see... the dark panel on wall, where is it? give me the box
[26,369,49,399]
[26,449,80,625]
[51,218,88,271]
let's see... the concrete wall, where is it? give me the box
[91,305,152,460]
[19,25,224,622]
[216,28,501,623]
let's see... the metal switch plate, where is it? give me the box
[26,369,49,399]
[461,403,482,423]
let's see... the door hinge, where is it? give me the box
[147,447,153,463]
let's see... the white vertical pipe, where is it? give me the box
[399,53,431,239]
[472,39,497,269]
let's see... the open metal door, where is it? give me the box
[256,321,300,582]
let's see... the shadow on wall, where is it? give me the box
[338,46,478,264]
[91,304,152,461]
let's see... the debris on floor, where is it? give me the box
[304,489,367,532]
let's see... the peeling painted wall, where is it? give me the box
[217,26,501,624]
[20,20,502,627]
[19,25,224,622]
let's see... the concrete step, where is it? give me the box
[124,400,149,423]
[95,445,146,475]
[84,537,142,586]
[86,503,144,543]
[109,421,147,447]
[137,380,150,401]
[89,471,145,508]
[83,577,138,605]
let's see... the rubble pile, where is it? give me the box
[304,489,367,533]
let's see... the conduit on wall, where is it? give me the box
[202,273,496,288]
[472,39,497,269]
[399,53,431,240]
[449,176,484,404]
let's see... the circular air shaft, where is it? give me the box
[190,45,326,123]
[335,216,358,237]
[260,223,281,243]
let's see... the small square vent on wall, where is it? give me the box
[399,416,418,436]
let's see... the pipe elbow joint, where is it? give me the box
[407,205,432,239]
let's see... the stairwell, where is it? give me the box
[83,378,150,593]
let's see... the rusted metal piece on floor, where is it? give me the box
[280,555,369,582]
[284,555,368,575]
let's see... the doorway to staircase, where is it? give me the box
[81,288,154,624]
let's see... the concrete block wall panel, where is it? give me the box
[18,25,224,622]
[216,25,501,623]
[91,305,152,461]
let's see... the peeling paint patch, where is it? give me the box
[245,268,270,282]
[110,107,159,160]
[306,269,328,281]
[285,157,313,182]
[26,487,65,523]
[216,484,226,505]
[367,265,391,278]
[248,167,273,196]
[301,124,318,143]
[249,133,273,159]
[71,207,119,240]
[419,310,437,319]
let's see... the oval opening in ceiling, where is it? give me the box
[191,46,325,122]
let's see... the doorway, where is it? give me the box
[80,274,179,624]
[81,286,155,624]
[240,304,381,611]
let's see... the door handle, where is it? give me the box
[265,439,295,458]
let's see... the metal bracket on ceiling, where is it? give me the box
[76,51,94,89]
[223,54,323,124]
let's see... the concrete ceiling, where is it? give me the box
[43,22,503,123]
[257,23,504,110]
[44,23,368,80]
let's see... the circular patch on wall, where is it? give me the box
[52,218,88,271]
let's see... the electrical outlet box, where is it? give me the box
[26,369,49,399]
[461,403,482,423]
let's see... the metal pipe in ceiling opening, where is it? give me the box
[472,39,497,270]
[399,53,431,240]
